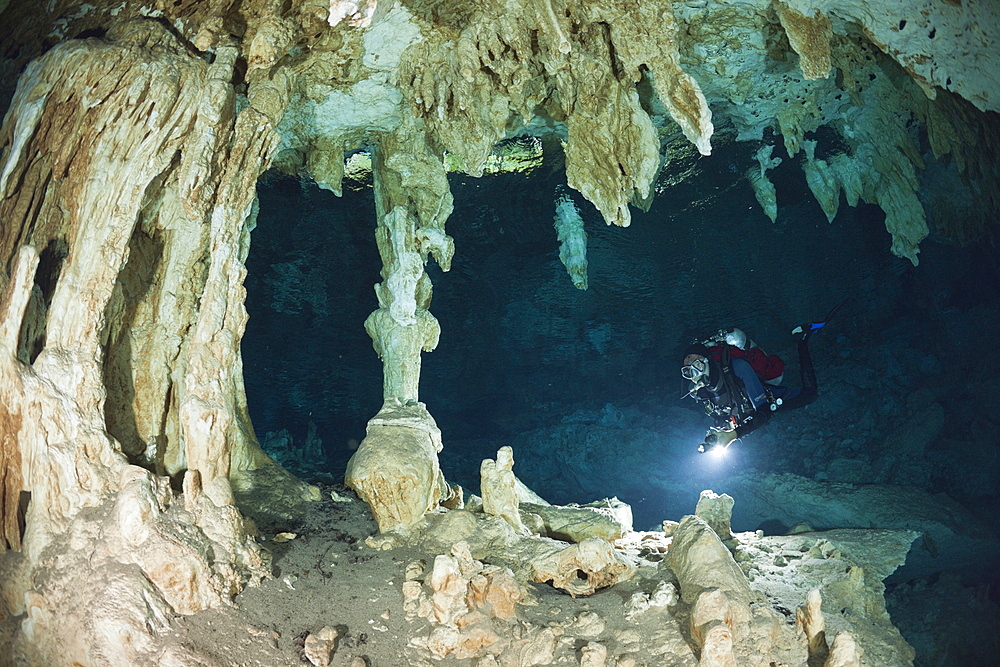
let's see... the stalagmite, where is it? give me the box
[824,632,862,667]
[691,588,738,667]
[345,398,448,532]
[668,516,752,627]
[796,588,829,664]
[695,490,736,544]
[481,447,528,533]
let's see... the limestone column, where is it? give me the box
[345,118,455,531]
[0,24,222,555]
[177,52,285,484]
[0,25,267,626]
[365,120,455,403]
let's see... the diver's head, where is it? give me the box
[682,343,713,388]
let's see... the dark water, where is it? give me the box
[244,138,911,475]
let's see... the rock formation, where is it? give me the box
[1,0,997,663]
[345,398,450,532]
[383,480,916,665]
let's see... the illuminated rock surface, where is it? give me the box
[0,0,998,664]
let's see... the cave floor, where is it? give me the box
[165,487,652,667]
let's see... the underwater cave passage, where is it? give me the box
[243,171,384,484]
[243,138,923,532]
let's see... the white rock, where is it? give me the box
[303,626,339,667]
[580,641,608,667]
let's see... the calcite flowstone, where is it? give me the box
[668,516,752,626]
[2,465,267,664]
[345,398,448,532]
[528,537,634,597]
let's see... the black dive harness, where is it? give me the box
[695,345,777,436]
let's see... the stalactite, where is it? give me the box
[776,2,833,80]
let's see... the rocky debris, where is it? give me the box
[579,641,608,667]
[624,581,678,620]
[401,509,637,598]
[404,541,521,660]
[365,449,639,598]
[303,626,339,667]
[382,484,919,665]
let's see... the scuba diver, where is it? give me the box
[681,323,823,454]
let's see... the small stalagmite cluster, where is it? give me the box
[372,469,916,665]
[0,0,997,664]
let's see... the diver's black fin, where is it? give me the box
[821,297,849,324]
[792,298,849,341]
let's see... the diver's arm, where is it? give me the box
[699,408,769,452]
[733,407,770,439]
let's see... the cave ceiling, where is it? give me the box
[2,0,998,266]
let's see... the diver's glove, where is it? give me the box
[698,427,737,454]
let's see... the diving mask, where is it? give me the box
[681,357,710,385]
